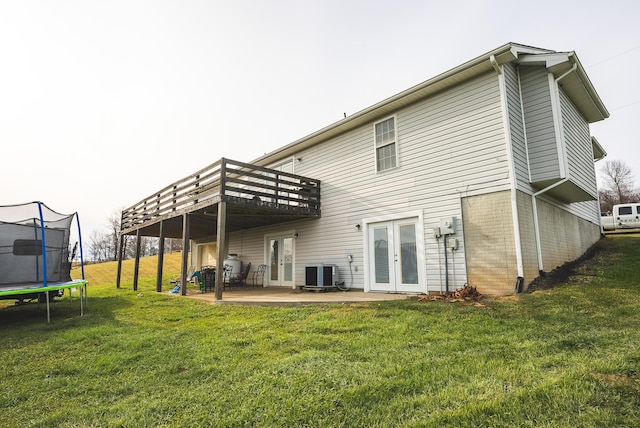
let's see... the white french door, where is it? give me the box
[266,234,295,288]
[367,218,424,293]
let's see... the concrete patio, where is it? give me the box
[182,286,413,305]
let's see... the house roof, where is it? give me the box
[252,42,609,167]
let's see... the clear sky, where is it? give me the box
[1,0,639,237]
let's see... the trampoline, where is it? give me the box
[0,201,88,322]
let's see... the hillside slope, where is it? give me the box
[72,251,184,287]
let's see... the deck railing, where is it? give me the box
[120,158,320,232]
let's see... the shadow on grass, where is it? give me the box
[0,294,133,328]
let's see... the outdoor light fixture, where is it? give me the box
[355,224,361,230]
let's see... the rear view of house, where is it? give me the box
[118,42,609,297]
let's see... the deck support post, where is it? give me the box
[180,214,190,296]
[215,200,227,301]
[116,234,125,288]
[133,230,141,291]
[156,220,166,292]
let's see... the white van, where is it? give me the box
[601,203,640,231]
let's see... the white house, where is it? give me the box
[118,42,609,297]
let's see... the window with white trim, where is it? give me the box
[374,117,397,172]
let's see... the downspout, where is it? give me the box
[531,178,569,272]
[531,62,578,273]
[492,55,526,290]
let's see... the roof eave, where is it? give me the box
[519,52,610,123]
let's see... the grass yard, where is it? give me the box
[0,235,639,427]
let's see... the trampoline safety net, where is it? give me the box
[0,202,76,286]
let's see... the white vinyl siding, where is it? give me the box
[257,71,506,292]
[501,64,600,227]
[505,66,599,224]
[560,88,598,199]
[519,66,562,185]
[504,63,530,187]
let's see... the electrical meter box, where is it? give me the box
[439,217,456,235]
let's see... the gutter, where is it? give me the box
[571,54,610,121]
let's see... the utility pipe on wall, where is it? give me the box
[435,234,443,294]
[443,234,449,292]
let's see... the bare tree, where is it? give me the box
[598,188,618,214]
[599,160,639,212]
[86,208,183,263]
[166,238,183,253]
[88,230,110,262]
[107,210,122,261]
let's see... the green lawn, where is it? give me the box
[0,236,638,427]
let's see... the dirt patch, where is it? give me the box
[592,371,637,384]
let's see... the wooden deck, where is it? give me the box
[120,158,321,239]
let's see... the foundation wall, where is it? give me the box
[462,190,519,295]
[462,190,601,295]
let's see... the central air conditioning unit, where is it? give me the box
[305,264,339,289]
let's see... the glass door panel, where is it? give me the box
[269,238,279,281]
[368,223,395,291]
[283,237,293,282]
[398,223,418,285]
[374,226,390,284]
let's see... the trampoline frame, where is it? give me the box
[1,201,88,322]
[0,279,88,322]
